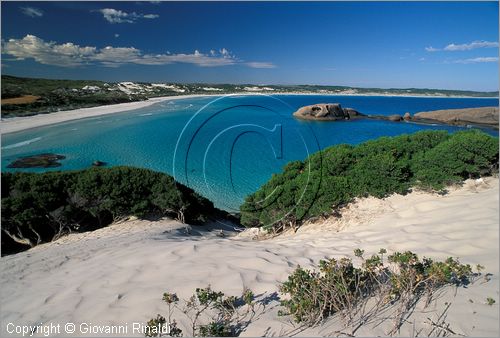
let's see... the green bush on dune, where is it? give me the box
[1,167,221,255]
[240,130,499,232]
[279,248,482,334]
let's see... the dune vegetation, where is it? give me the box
[240,130,499,232]
[1,166,225,255]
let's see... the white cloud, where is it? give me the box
[444,41,498,51]
[426,40,499,52]
[21,7,43,18]
[98,8,159,24]
[453,57,498,64]
[245,62,276,69]
[1,34,274,69]
[114,34,120,38]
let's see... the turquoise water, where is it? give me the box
[2,94,498,211]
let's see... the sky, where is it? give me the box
[1,1,499,91]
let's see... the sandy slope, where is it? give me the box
[0,178,498,337]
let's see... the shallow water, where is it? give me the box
[2,94,498,211]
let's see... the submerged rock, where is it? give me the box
[92,160,107,167]
[7,153,66,168]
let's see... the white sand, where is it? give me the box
[0,178,498,337]
[0,95,209,135]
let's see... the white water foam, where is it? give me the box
[2,137,42,150]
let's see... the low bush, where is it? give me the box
[1,167,224,255]
[145,286,256,337]
[240,130,498,232]
[279,249,482,334]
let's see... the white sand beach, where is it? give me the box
[0,95,210,135]
[1,177,498,337]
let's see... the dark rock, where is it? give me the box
[343,108,363,117]
[92,160,107,167]
[7,153,66,168]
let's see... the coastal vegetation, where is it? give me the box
[2,75,498,117]
[146,287,256,337]
[279,248,483,335]
[146,249,486,336]
[1,166,225,255]
[240,130,499,232]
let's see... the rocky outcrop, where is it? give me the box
[292,104,498,130]
[293,103,364,121]
[387,114,402,122]
[7,153,66,168]
[413,107,499,128]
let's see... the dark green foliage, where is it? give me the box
[279,249,479,325]
[412,130,499,189]
[1,167,221,255]
[240,130,498,232]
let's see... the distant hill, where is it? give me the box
[1,75,498,117]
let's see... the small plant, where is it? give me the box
[279,248,482,334]
[146,286,256,337]
[145,315,167,338]
[486,297,496,306]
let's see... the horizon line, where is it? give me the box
[2,73,498,94]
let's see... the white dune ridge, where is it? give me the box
[0,177,498,336]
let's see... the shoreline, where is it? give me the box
[1,92,498,135]
[0,94,211,135]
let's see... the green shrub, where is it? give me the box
[279,249,480,329]
[146,286,256,337]
[240,130,498,232]
[412,130,499,189]
[1,167,223,255]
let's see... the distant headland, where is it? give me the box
[293,103,499,129]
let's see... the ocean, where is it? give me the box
[2,94,498,211]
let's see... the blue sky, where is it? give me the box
[1,1,498,91]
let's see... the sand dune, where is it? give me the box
[1,178,498,337]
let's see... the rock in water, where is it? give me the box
[403,112,412,121]
[92,160,107,167]
[7,153,66,168]
[387,114,403,122]
[293,103,365,121]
